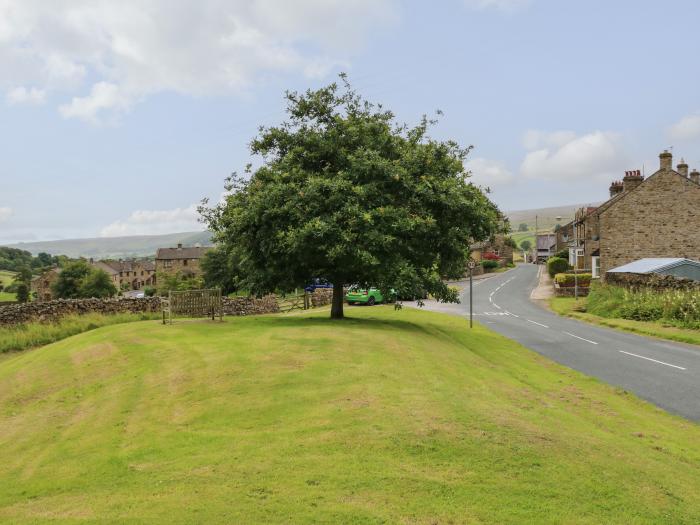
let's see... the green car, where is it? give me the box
[345,287,393,305]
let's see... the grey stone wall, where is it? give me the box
[605,272,700,291]
[0,288,336,326]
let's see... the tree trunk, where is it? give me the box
[330,284,344,319]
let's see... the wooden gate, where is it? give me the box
[162,288,223,324]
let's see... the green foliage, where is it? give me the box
[0,246,59,272]
[503,236,517,249]
[547,257,569,278]
[15,283,30,303]
[517,223,528,231]
[201,246,241,294]
[156,271,204,295]
[519,239,532,252]
[587,284,700,328]
[201,75,502,318]
[554,273,592,287]
[143,286,156,297]
[482,260,499,270]
[52,260,116,299]
[554,248,569,259]
[0,312,159,354]
[79,268,118,298]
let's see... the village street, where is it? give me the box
[408,264,700,422]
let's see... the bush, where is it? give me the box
[482,260,499,270]
[483,252,500,261]
[554,273,592,287]
[586,284,700,328]
[547,257,569,278]
[554,249,569,260]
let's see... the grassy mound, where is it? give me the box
[1,307,699,523]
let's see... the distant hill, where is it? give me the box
[506,203,602,233]
[3,231,213,259]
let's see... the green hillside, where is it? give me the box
[0,271,16,302]
[1,307,699,523]
[506,202,602,233]
[3,231,212,259]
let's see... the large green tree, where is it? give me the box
[201,77,502,319]
[52,261,116,299]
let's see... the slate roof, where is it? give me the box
[607,258,700,274]
[156,246,210,260]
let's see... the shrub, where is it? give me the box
[554,273,592,287]
[554,249,569,260]
[547,257,569,278]
[482,260,499,270]
[483,252,500,261]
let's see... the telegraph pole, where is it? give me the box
[467,259,476,328]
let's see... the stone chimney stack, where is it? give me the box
[677,158,689,177]
[609,180,624,198]
[691,169,700,184]
[177,243,183,249]
[622,169,643,193]
[660,150,673,170]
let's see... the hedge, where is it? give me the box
[547,257,569,278]
[555,273,592,287]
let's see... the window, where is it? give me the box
[183,259,188,266]
[164,260,172,269]
[592,256,601,278]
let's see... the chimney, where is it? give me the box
[660,149,673,170]
[177,243,183,249]
[622,169,644,193]
[677,158,689,177]
[609,180,624,198]
[691,169,700,184]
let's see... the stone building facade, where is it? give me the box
[567,151,700,279]
[155,244,211,277]
[30,267,61,302]
[91,259,156,291]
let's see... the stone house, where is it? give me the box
[155,244,211,278]
[31,267,61,302]
[470,234,514,264]
[91,259,156,291]
[535,233,557,262]
[569,151,700,279]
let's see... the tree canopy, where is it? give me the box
[52,261,116,299]
[201,76,502,318]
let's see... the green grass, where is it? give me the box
[0,270,17,302]
[1,307,699,523]
[0,312,161,354]
[550,296,700,346]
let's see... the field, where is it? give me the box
[0,270,16,302]
[1,307,700,523]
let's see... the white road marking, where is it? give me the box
[619,351,686,370]
[527,319,549,328]
[563,331,598,345]
[494,304,501,310]
[505,311,519,318]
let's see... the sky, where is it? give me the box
[1,0,699,244]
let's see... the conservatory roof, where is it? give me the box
[607,258,700,274]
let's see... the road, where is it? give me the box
[410,264,700,421]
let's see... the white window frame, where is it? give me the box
[591,256,601,278]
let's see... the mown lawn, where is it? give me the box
[550,296,700,346]
[1,307,699,523]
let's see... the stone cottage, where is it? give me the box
[31,267,62,302]
[568,151,700,279]
[91,259,156,291]
[155,244,211,278]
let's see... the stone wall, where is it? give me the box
[599,169,700,279]
[0,288,336,326]
[605,272,700,291]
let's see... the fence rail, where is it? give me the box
[276,292,310,313]
[163,288,223,324]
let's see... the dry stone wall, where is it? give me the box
[0,288,336,326]
[606,272,700,291]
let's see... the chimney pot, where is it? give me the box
[691,169,700,184]
[660,149,673,170]
[177,243,183,249]
[622,169,644,193]
[677,158,689,177]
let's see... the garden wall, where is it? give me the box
[605,272,700,292]
[0,288,335,326]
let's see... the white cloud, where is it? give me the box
[6,86,46,105]
[0,1,398,123]
[99,204,202,237]
[668,113,700,141]
[465,157,513,187]
[520,130,628,181]
[463,0,531,13]
[0,207,12,223]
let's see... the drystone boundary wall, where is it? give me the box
[605,272,700,291]
[0,288,335,326]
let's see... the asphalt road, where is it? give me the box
[410,264,700,422]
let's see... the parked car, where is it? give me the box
[345,286,394,305]
[304,278,333,293]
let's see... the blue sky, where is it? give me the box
[1,0,699,243]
